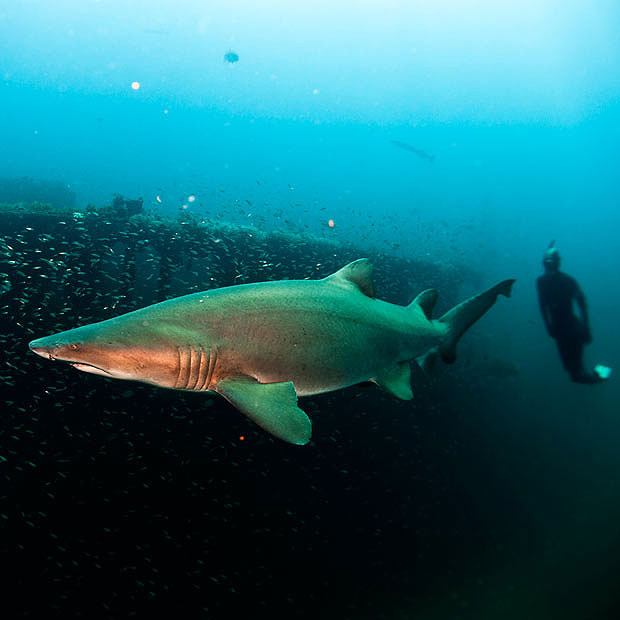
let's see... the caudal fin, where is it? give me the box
[438,279,515,363]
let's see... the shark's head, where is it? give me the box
[28,318,180,387]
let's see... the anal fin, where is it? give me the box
[216,377,312,445]
[416,348,438,374]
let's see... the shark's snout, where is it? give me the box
[29,330,126,378]
[29,334,83,361]
[29,336,59,359]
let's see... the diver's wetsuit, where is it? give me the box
[537,271,599,383]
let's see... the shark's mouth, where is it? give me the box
[70,362,112,376]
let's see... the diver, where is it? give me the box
[537,242,611,384]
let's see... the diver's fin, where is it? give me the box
[439,279,515,363]
[373,361,413,400]
[594,365,612,380]
[216,377,311,445]
[325,258,375,298]
[411,289,438,320]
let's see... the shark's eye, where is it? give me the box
[70,343,80,351]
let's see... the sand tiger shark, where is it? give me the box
[29,259,514,445]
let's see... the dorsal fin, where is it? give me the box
[325,258,375,298]
[411,289,438,319]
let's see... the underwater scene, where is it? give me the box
[1,1,619,618]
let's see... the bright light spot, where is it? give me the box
[328,219,335,228]
[239,436,245,441]
[163,109,169,115]
[312,88,319,95]
[156,195,162,203]
[131,81,140,90]
[182,204,187,210]
[188,195,196,202]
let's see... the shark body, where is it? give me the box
[391,140,436,163]
[29,259,514,445]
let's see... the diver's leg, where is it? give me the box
[564,335,604,384]
[556,335,582,380]
[570,340,595,383]
[555,322,608,384]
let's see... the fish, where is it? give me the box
[391,140,435,163]
[28,259,514,445]
[224,50,239,64]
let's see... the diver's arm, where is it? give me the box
[537,278,555,338]
[574,284,592,343]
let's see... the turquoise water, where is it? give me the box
[1,1,619,617]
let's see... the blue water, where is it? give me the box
[2,1,620,617]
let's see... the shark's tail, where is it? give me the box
[438,279,515,364]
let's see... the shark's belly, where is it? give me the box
[213,309,408,396]
[239,346,379,396]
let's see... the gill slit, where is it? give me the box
[174,345,182,388]
[187,346,204,392]
[175,345,217,391]
[186,345,195,391]
[203,347,218,391]
[174,345,191,389]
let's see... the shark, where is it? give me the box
[391,140,436,163]
[28,259,514,445]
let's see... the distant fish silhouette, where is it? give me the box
[392,140,435,163]
[224,50,239,64]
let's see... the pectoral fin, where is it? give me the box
[373,362,413,400]
[216,377,312,445]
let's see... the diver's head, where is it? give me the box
[543,241,560,272]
